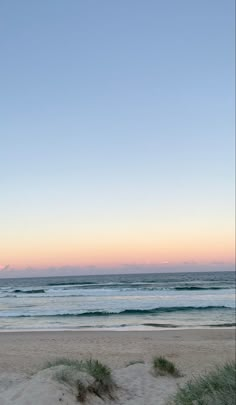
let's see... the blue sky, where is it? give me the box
[0,0,235,273]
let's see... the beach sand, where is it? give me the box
[0,329,235,404]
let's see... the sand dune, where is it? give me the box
[0,329,235,404]
[0,363,181,405]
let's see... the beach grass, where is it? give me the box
[172,361,236,405]
[83,358,115,398]
[45,358,83,369]
[153,356,180,377]
[43,357,116,401]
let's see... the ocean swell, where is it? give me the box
[0,305,233,318]
[13,289,45,294]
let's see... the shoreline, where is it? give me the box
[0,325,235,333]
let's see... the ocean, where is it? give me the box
[0,271,235,331]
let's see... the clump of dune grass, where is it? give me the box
[45,358,83,370]
[153,356,180,377]
[83,359,115,398]
[172,361,236,405]
[42,357,116,402]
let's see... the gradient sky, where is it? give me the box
[0,0,235,273]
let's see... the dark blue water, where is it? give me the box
[0,271,235,330]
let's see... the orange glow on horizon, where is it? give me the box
[1,227,235,269]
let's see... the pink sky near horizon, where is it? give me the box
[1,225,235,270]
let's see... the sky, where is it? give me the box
[0,0,235,276]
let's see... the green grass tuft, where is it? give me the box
[153,356,180,377]
[172,361,236,405]
[42,357,116,401]
[44,357,83,370]
[83,359,111,382]
[83,359,115,398]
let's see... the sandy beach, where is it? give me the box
[0,329,235,404]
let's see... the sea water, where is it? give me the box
[0,271,235,331]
